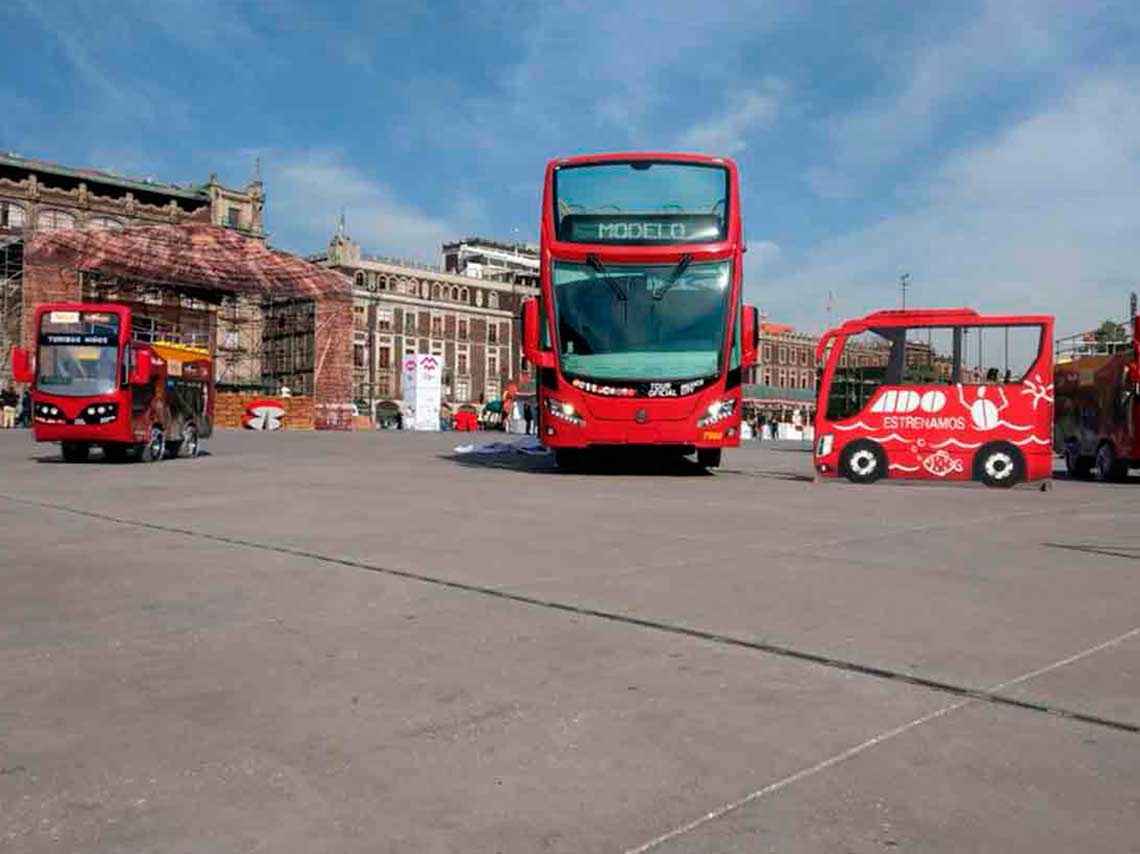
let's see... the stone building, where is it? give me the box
[0,152,265,384]
[312,222,539,416]
[0,152,264,237]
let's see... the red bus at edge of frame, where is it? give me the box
[813,308,1055,487]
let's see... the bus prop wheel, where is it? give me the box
[696,448,722,469]
[140,427,166,463]
[975,442,1023,488]
[1064,445,1093,479]
[839,439,885,484]
[1095,442,1127,483]
[178,424,200,459]
[61,442,90,463]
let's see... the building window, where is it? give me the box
[488,351,499,376]
[488,291,499,309]
[432,283,441,299]
[800,349,809,366]
[377,308,393,331]
[457,348,469,375]
[404,311,416,335]
[458,318,468,340]
[431,315,443,337]
[476,290,485,307]
[455,378,469,401]
[488,324,498,345]
[762,343,772,363]
[353,303,366,327]
[777,345,787,364]
[227,206,241,227]
[37,209,76,232]
[377,276,388,291]
[460,287,469,303]
[451,286,459,300]
[420,281,430,299]
[378,346,392,369]
[762,368,772,385]
[354,271,365,289]
[86,216,122,230]
[0,202,26,229]
[353,343,365,369]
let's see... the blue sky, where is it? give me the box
[3,0,1139,337]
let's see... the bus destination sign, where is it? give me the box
[562,214,723,244]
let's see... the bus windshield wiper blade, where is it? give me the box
[652,254,691,300]
[587,254,627,301]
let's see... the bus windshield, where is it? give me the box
[37,310,121,396]
[552,259,732,380]
[553,161,728,244]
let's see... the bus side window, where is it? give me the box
[901,327,956,385]
[825,330,891,421]
[961,325,1043,384]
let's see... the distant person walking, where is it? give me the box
[0,385,17,428]
[769,420,779,441]
[19,389,32,428]
[523,402,533,435]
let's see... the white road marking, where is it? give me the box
[625,624,1140,853]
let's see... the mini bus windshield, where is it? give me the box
[552,259,732,380]
[553,161,728,244]
[37,310,121,397]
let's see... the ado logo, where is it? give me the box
[869,389,947,414]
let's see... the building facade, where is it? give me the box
[0,152,265,237]
[313,223,538,415]
[441,236,539,288]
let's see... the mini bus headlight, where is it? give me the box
[545,397,584,425]
[817,433,834,457]
[697,398,737,427]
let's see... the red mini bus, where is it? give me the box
[11,303,213,462]
[519,152,759,469]
[813,308,1054,487]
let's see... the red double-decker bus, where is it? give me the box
[813,308,1054,487]
[520,153,759,469]
[11,303,213,462]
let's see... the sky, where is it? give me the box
[2,0,1139,338]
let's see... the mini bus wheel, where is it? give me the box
[696,448,722,469]
[178,424,200,459]
[1064,445,1093,479]
[61,442,90,463]
[975,442,1023,488]
[839,439,885,484]
[140,426,165,463]
[1095,442,1127,482]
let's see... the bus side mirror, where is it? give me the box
[129,348,153,385]
[11,347,32,384]
[521,298,554,369]
[741,304,759,368]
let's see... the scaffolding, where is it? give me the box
[0,236,22,384]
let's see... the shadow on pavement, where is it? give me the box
[444,447,714,477]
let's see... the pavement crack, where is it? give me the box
[3,492,1138,736]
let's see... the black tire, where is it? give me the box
[696,448,722,468]
[140,426,165,463]
[1095,442,1127,482]
[61,442,90,463]
[1064,445,1093,479]
[975,442,1024,488]
[839,439,886,484]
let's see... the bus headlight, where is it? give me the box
[545,397,584,425]
[697,398,736,427]
[817,434,834,456]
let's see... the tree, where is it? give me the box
[1093,320,1127,343]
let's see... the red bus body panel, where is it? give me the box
[537,152,747,450]
[814,308,1055,484]
[28,302,213,450]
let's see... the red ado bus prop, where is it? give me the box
[520,152,759,469]
[813,308,1054,487]
[11,303,213,462]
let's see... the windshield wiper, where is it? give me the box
[652,254,691,301]
[587,254,627,301]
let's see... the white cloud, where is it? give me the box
[766,73,1140,339]
[263,150,465,262]
[676,80,785,155]
[804,0,1091,197]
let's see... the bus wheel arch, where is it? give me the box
[1063,440,1093,479]
[140,425,166,463]
[974,442,1023,488]
[839,439,886,484]
[178,422,201,458]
